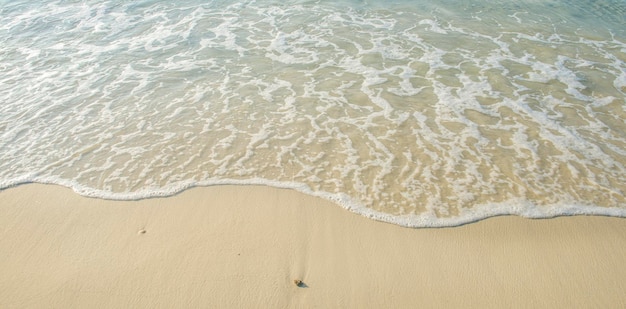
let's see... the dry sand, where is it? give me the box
[1,183,626,308]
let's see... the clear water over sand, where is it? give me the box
[1,0,625,226]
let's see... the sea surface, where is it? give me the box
[1,0,625,227]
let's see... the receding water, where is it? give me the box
[1,0,625,226]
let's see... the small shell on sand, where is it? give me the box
[293,279,303,287]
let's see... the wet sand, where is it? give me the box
[1,183,625,308]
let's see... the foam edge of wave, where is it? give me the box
[1,176,625,228]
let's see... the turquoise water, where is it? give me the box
[1,0,625,227]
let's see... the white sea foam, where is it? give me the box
[1,0,625,227]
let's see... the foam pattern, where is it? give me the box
[1,0,625,226]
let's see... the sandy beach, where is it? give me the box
[1,183,625,308]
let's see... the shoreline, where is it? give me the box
[4,180,625,228]
[2,183,626,308]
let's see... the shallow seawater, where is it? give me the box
[1,0,625,227]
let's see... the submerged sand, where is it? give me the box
[1,184,625,308]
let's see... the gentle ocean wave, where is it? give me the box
[1,0,625,227]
